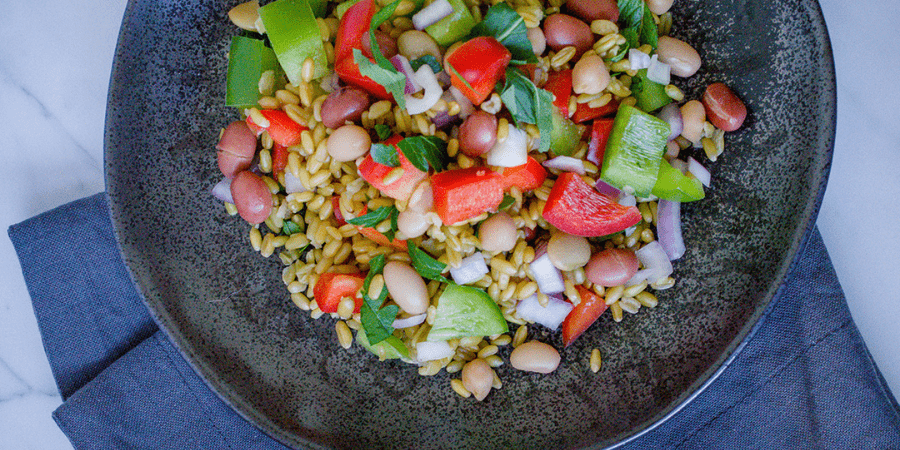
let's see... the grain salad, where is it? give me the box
[211,0,747,401]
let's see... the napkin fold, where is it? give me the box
[8,193,900,449]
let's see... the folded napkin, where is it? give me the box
[9,193,900,449]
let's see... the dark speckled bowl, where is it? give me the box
[105,0,835,448]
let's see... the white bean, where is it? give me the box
[383,262,429,315]
[327,125,371,162]
[572,54,610,95]
[397,210,430,239]
[547,232,591,271]
[510,341,560,374]
[461,359,494,401]
[680,100,706,143]
[656,36,702,78]
[479,212,517,253]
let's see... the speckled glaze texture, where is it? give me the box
[105,0,835,448]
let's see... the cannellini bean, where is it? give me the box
[327,124,371,162]
[510,341,560,374]
[461,359,494,401]
[321,87,370,129]
[572,54,610,95]
[227,0,260,32]
[527,27,546,56]
[458,111,498,157]
[656,36,701,78]
[479,212,517,253]
[230,171,271,224]
[646,0,674,15]
[702,83,747,132]
[397,209,430,239]
[547,232,591,271]
[543,14,594,57]
[585,248,639,287]
[383,261,429,315]
[565,0,619,22]
[397,30,442,61]
[680,100,706,143]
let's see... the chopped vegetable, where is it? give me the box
[447,36,512,105]
[571,98,619,123]
[651,158,705,202]
[586,118,615,166]
[542,172,642,237]
[499,68,556,152]
[225,36,280,109]
[469,2,538,64]
[547,109,583,156]
[631,68,672,112]
[561,286,609,346]
[424,0,476,46]
[313,272,367,313]
[426,284,508,341]
[258,0,328,83]
[358,135,429,201]
[431,167,505,225]
[543,69,573,117]
[356,328,411,360]
[600,104,670,197]
[499,156,547,192]
[246,109,308,147]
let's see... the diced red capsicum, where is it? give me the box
[572,99,619,124]
[431,167,505,225]
[334,0,377,64]
[544,69,573,117]
[332,196,347,226]
[446,36,512,106]
[343,202,408,250]
[500,157,547,192]
[335,56,393,101]
[542,172,641,237]
[561,285,609,346]
[246,109,307,147]
[271,143,289,177]
[313,272,367,313]
[585,118,614,166]
[358,135,429,201]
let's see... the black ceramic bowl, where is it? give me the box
[105,0,835,448]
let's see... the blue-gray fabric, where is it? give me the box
[8,193,900,449]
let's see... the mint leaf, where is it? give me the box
[354,49,407,108]
[384,206,399,242]
[282,220,302,235]
[360,254,397,345]
[347,206,397,228]
[499,68,553,152]
[410,54,442,73]
[613,0,658,60]
[470,3,538,64]
[498,194,515,210]
[362,254,386,294]
[397,136,449,172]
[407,241,452,283]
[375,124,392,141]
[371,142,400,167]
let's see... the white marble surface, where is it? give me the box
[0,1,897,448]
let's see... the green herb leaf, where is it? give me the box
[469,3,538,64]
[360,254,397,345]
[354,49,407,108]
[347,206,397,228]
[362,254,387,294]
[374,124,393,141]
[407,241,452,284]
[498,194,515,210]
[410,54,442,73]
[282,220,302,235]
[499,68,554,152]
[397,136,449,172]
[371,142,400,167]
[384,207,400,242]
[614,0,658,59]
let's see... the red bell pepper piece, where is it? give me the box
[585,119,615,166]
[572,99,619,124]
[271,143,288,176]
[542,172,641,237]
[446,36,512,106]
[431,167,505,225]
[246,109,307,147]
[500,157,547,192]
[358,135,429,201]
[543,69,573,117]
[561,286,609,346]
[313,272,367,313]
[335,57,392,101]
[334,0,377,64]
[332,196,347,226]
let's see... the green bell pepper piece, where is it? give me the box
[632,68,671,112]
[426,0,477,46]
[334,0,362,19]
[307,0,328,17]
[600,104,670,197]
[259,0,329,84]
[651,158,705,202]
[225,36,280,109]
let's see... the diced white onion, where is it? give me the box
[450,252,489,285]
[515,294,574,331]
[528,253,565,294]
[486,125,528,167]
[687,156,711,187]
[416,340,454,362]
[211,178,234,204]
[405,65,443,115]
[647,54,671,85]
[282,171,308,194]
[657,199,685,260]
[393,313,427,329]
[628,48,651,70]
[656,103,683,141]
[542,156,585,175]
[412,0,453,30]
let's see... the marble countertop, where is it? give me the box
[1,0,897,448]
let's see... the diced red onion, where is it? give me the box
[595,179,621,198]
[528,252,565,294]
[283,170,307,194]
[211,178,234,204]
[625,268,653,286]
[450,252,489,285]
[647,55,671,85]
[656,103,683,141]
[393,313,426,329]
[449,86,474,118]
[431,111,459,129]
[515,293,573,331]
[390,55,422,95]
[657,199,685,260]
[416,340,454,362]
[670,158,688,174]
[542,156,585,175]
[628,48,651,70]
[405,65,442,115]
[412,0,453,30]
[687,156,711,187]
[486,124,528,167]
[634,241,673,283]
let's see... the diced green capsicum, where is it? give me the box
[335,0,362,19]
[651,158,705,202]
[548,108,583,156]
[631,68,671,112]
[259,0,329,84]
[226,36,281,109]
[425,0,477,46]
[600,104,670,197]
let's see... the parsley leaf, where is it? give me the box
[410,54,442,73]
[374,124,392,141]
[282,220,302,235]
[470,3,538,64]
[354,49,407,109]
[498,194,515,210]
[347,206,397,228]
[499,68,554,152]
[397,136,449,172]
[359,254,398,345]
[407,241,452,283]
[384,207,400,242]
[371,142,400,167]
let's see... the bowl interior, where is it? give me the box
[105,0,834,448]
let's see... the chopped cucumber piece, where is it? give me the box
[600,104,670,197]
[427,284,508,341]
